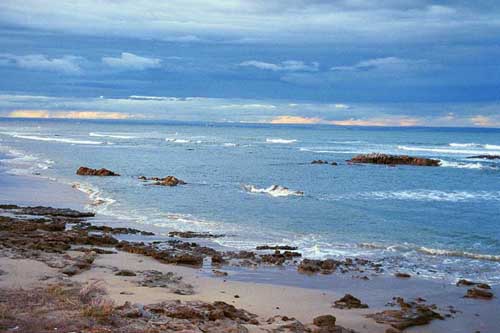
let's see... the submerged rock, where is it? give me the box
[169,231,224,238]
[256,245,298,251]
[467,155,500,160]
[348,153,440,167]
[76,166,120,176]
[142,175,187,186]
[464,288,494,300]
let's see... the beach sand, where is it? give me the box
[1,171,499,332]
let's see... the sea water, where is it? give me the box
[1,118,499,283]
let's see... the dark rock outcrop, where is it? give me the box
[76,166,119,176]
[333,294,368,309]
[467,155,500,160]
[464,288,494,300]
[141,175,186,186]
[256,245,298,251]
[169,231,224,238]
[367,297,443,330]
[348,154,440,167]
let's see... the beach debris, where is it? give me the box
[333,294,368,309]
[76,166,120,176]
[348,153,440,166]
[367,297,443,330]
[169,230,224,238]
[464,288,494,300]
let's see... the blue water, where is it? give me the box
[1,118,499,283]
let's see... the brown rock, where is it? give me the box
[395,272,411,278]
[333,294,368,309]
[76,166,119,176]
[313,315,336,327]
[464,288,494,300]
[115,269,137,276]
[348,153,440,167]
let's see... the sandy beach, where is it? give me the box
[1,169,499,333]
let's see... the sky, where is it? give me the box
[0,0,499,127]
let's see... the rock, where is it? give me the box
[256,245,298,251]
[115,269,137,276]
[76,166,120,176]
[367,297,443,330]
[348,153,440,167]
[464,288,493,300]
[169,231,224,238]
[139,270,194,295]
[331,162,338,166]
[333,294,368,309]
[313,315,336,327]
[148,176,186,186]
[467,155,500,160]
[394,272,411,278]
[211,254,225,265]
[0,204,94,218]
[212,270,228,277]
[456,279,491,289]
[312,160,329,164]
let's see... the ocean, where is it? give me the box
[1,118,499,284]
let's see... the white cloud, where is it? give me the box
[331,57,430,72]
[240,60,319,72]
[0,53,82,74]
[102,52,161,70]
[0,1,492,44]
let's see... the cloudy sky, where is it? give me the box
[0,0,499,127]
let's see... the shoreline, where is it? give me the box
[0,166,499,332]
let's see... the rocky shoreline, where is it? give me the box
[1,204,496,332]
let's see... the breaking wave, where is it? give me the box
[266,138,297,144]
[242,184,304,197]
[89,132,136,139]
[449,143,500,150]
[438,160,496,170]
[398,145,500,156]
[10,134,103,145]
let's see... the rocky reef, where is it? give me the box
[76,166,120,176]
[348,153,440,166]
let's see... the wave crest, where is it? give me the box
[266,138,297,144]
[243,184,304,197]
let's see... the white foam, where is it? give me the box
[439,160,494,170]
[165,138,191,144]
[360,190,500,202]
[418,247,500,262]
[0,146,54,175]
[398,145,500,156]
[11,134,103,145]
[71,182,116,211]
[89,132,136,139]
[266,138,297,144]
[449,143,500,150]
[242,184,304,197]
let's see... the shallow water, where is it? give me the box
[0,118,499,283]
